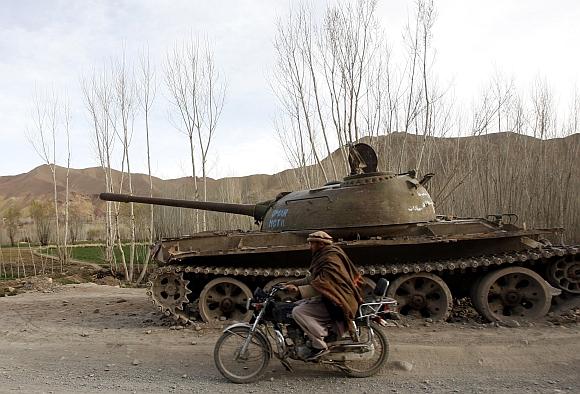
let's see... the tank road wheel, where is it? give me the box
[199,277,253,323]
[547,255,580,294]
[472,267,552,322]
[387,273,452,321]
[264,277,299,302]
[148,272,192,319]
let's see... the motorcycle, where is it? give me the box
[213,278,398,383]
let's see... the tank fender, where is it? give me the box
[150,242,163,261]
[520,236,543,249]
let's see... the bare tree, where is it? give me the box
[63,99,72,264]
[136,47,157,284]
[529,77,556,226]
[274,1,386,183]
[414,0,436,173]
[30,200,52,245]
[274,115,313,188]
[396,0,423,171]
[166,38,226,231]
[565,87,579,135]
[166,40,202,232]
[490,70,515,133]
[68,195,93,244]
[198,43,226,231]
[530,77,556,139]
[82,68,117,271]
[26,90,65,270]
[5,206,21,247]
[274,6,329,182]
[84,55,144,282]
[0,243,5,278]
[112,53,137,281]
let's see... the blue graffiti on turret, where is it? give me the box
[268,208,289,229]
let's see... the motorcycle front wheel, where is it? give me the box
[341,321,389,378]
[214,326,271,384]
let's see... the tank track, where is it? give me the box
[147,245,579,323]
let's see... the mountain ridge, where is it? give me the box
[1,132,578,239]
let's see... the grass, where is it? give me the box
[1,244,157,283]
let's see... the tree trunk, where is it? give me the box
[189,134,199,232]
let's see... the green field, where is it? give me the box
[0,244,156,282]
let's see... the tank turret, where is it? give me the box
[99,144,436,233]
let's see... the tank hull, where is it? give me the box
[148,218,579,323]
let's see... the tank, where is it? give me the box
[100,143,579,324]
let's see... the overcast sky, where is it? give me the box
[1,0,578,180]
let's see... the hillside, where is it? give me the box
[1,132,578,241]
[0,164,288,213]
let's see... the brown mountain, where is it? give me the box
[0,161,292,215]
[1,132,578,241]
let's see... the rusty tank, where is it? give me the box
[100,143,579,324]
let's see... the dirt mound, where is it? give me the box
[1,276,60,297]
[20,276,60,292]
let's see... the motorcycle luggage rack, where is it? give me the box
[357,297,398,319]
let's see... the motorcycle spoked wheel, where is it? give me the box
[214,326,271,384]
[339,321,389,378]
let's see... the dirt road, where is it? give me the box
[0,283,578,393]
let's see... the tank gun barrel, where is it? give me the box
[99,193,269,221]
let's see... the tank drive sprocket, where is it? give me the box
[147,271,192,322]
[547,254,580,294]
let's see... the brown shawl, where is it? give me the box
[309,245,363,321]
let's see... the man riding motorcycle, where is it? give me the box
[284,231,363,361]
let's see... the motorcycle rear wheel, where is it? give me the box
[214,326,271,383]
[341,321,389,378]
